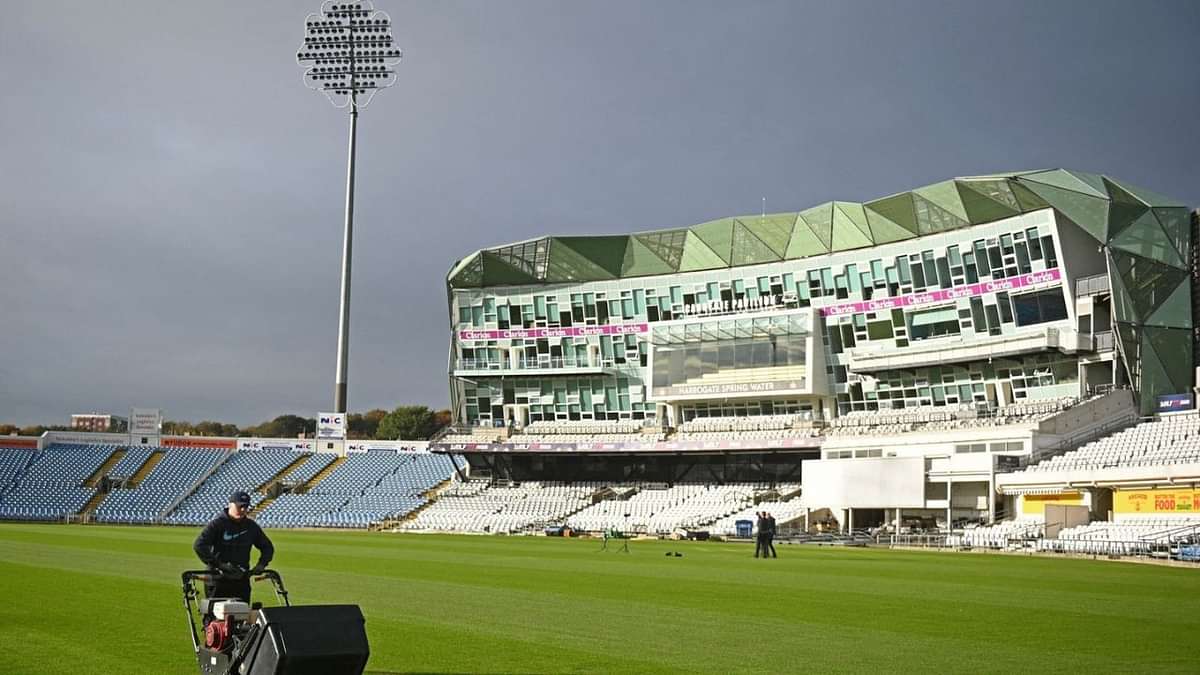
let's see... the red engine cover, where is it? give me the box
[205,618,234,652]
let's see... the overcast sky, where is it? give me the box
[1,1,1198,426]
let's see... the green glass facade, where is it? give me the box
[448,170,1192,422]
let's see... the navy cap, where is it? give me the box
[229,490,251,507]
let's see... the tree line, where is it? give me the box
[0,405,452,441]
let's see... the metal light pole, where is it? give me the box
[297,1,402,413]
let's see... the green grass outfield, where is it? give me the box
[1,524,1197,674]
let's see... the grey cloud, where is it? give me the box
[2,0,1198,425]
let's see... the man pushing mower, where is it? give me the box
[193,490,274,607]
[182,490,370,674]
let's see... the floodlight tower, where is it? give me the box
[297,1,402,413]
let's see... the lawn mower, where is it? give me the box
[181,567,370,674]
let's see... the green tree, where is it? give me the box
[347,409,385,439]
[376,405,440,440]
[194,421,230,437]
[0,424,19,435]
[163,420,191,435]
[268,415,315,438]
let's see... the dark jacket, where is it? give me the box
[767,516,777,538]
[193,510,274,570]
[755,515,768,539]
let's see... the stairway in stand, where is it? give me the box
[78,490,109,518]
[128,451,165,486]
[250,495,277,517]
[84,449,126,488]
[374,477,455,531]
[256,454,311,494]
[295,456,345,494]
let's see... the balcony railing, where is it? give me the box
[1075,273,1110,297]
[454,357,611,372]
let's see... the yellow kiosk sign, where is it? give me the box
[1021,492,1083,514]
[1114,488,1200,514]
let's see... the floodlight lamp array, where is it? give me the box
[297,0,402,108]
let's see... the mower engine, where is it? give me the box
[204,601,252,653]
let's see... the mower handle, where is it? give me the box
[181,568,289,606]
[181,568,290,654]
[181,568,285,585]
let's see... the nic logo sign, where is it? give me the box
[317,412,346,440]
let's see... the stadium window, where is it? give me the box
[987,245,1004,273]
[835,275,849,299]
[973,241,991,276]
[969,298,986,332]
[820,268,834,293]
[1041,236,1058,267]
[827,327,844,354]
[963,253,978,283]
[996,292,1014,324]
[935,257,952,288]
[985,305,1002,335]
[1011,290,1069,327]
[1000,233,1014,255]
[910,260,926,288]
[1015,243,1032,273]
[840,324,856,349]
[846,264,860,293]
[1027,229,1043,259]
[866,320,894,340]
[907,307,961,341]
[921,251,937,287]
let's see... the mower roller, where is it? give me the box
[181,568,369,675]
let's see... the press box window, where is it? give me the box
[906,307,961,341]
[866,320,894,340]
[1012,289,1069,327]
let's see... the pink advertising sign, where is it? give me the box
[819,268,1062,317]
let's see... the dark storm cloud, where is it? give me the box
[2,1,1198,425]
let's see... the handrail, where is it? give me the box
[1139,521,1200,543]
[1013,410,1139,471]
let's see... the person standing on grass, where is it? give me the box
[754,511,768,558]
[765,512,778,558]
[193,490,274,605]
